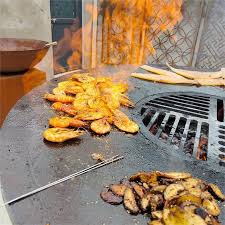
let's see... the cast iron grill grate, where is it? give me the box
[136,92,225,167]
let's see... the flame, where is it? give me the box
[53,0,183,72]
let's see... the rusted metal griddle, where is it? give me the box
[1,65,225,225]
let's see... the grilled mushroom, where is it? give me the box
[202,199,220,217]
[164,184,185,200]
[109,184,127,197]
[208,183,225,201]
[156,171,192,180]
[100,189,123,205]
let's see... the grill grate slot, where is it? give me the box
[149,113,166,135]
[171,118,187,148]
[162,96,210,108]
[217,99,224,122]
[150,99,209,114]
[138,92,225,166]
[147,102,208,119]
[160,96,210,110]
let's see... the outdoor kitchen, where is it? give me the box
[0,0,225,225]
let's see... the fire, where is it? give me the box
[53,0,183,72]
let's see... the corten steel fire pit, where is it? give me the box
[0,65,225,225]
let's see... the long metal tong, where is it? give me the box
[1,155,123,206]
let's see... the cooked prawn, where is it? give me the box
[69,118,88,128]
[44,93,74,103]
[113,110,139,133]
[91,118,111,134]
[71,73,95,83]
[75,109,104,121]
[43,128,85,142]
[58,80,81,89]
[49,116,70,128]
[52,87,66,95]
[119,94,135,108]
[64,86,84,95]
[52,102,77,115]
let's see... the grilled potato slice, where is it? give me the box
[130,171,158,187]
[141,193,163,212]
[202,199,220,216]
[208,183,225,201]
[109,184,127,197]
[148,220,164,225]
[151,185,167,194]
[132,183,146,198]
[100,189,123,205]
[123,187,139,214]
[151,211,163,220]
[164,184,185,200]
[157,171,192,180]
[163,206,207,225]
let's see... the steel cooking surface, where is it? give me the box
[134,92,225,171]
[1,66,225,225]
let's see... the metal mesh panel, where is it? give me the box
[147,0,204,66]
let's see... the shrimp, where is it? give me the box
[43,128,85,142]
[73,93,90,110]
[44,93,74,103]
[52,87,66,95]
[119,94,135,108]
[52,102,77,115]
[64,86,84,95]
[49,116,88,128]
[75,109,104,121]
[58,80,81,89]
[91,118,111,134]
[113,110,139,133]
[69,118,88,128]
[71,73,95,83]
[111,83,128,93]
[49,116,70,128]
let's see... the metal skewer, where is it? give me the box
[1,155,123,206]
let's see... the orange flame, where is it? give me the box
[53,0,183,72]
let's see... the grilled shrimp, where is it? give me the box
[49,116,88,128]
[73,93,90,110]
[58,80,81,89]
[52,87,66,95]
[119,94,135,108]
[71,73,95,83]
[64,86,84,95]
[52,102,77,115]
[75,109,104,121]
[69,118,88,128]
[91,118,111,134]
[49,116,70,128]
[44,93,74,103]
[113,110,139,133]
[43,128,85,142]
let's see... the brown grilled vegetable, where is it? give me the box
[208,183,225,201]
[157,171,192,180]
[132,183,146,198]
[151,185,167,194]
[164,184,185,200]
[202,199,220,216]
[100,171,224,225]
[109,184,127,197]
[100,189,123,205]
[163,206,207,225]
[140,193,151,212]
[123,187,139,214]
[130,171,158,186]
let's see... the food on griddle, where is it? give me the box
[91,153,105,162]
[123,187,139,214]
[43,73,139,142]
[44,93,74,103]
[100,171,224,225]
[132,64,225,86]
[100,188,123,205]
[43,128,85,142]
[113,110,139,133]
[166,63,223,79]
